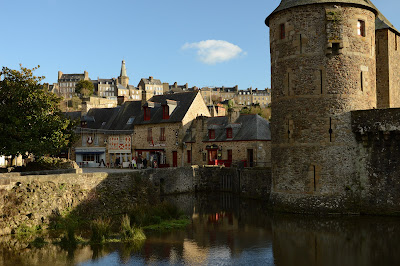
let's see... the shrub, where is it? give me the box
[90,218,111,243]
[120,215,146,242]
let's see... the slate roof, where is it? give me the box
[133,91,199,125]
[140,77,162,85]
[183,114,271,143]
[59,73,85,81]
[84,107,120,130]
[78,91,201,133]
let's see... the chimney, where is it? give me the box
[149,76,153,82]
[174,82,178,88]
[84,71,89,80]
[58,71,63,81]
[185,83,188,89]
[228,108,240,123]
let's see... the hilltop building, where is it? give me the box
[57,71,89,99]
[266,0,400,214]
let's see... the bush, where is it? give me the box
[90,218,111,243]
[120,215,146,242]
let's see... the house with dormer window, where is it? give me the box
[131,91,210,167]
[182,111,271,167]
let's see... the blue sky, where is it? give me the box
[1,0,400,90]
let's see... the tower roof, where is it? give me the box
[265,0,378,26]
[120,60,127,77]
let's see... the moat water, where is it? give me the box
[1,193,400,266]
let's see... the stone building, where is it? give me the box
[182,112,271,168]
[57,71,89,99]
[266,0,400,213]
[137,76,165,101]
[131,91,211,167]
[71,91,211,168]
[236,88,271,107]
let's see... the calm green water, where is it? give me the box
[1,193,400,266]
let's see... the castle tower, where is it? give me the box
[266,0,377,213]
[118,60,129,88]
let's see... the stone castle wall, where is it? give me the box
[269,4,377,213]
[352,108,400,215]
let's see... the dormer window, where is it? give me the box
[144,107,151,121]
[162,105,170,120]
[357,20,365,37]
[127,117,135,125]
[209,129,215,140]
[226,128,233,139]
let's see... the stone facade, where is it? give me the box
[267,2,377,213]
[376,29,400,108]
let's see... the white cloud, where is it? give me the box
[182,40,245,64]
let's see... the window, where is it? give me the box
[280,23,285,39]
[227,149,232,161]
[147,128,152,141]
[127,117,135,125]
[209,129,215,140]
[187,150,192,164]
[360,71,364,91]
[332,43,340,55]
[357,20,365,37]
[160,127,166,141]
[162,105,170,119]
[144,107,150,121]
[226,128,233,139]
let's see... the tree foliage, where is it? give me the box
[240,104,271,120]
[0,65,77,157]
[75,80,94,97]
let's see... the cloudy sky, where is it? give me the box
[1,0,400,90]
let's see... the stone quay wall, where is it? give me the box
[0,167,271,235]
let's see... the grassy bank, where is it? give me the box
[14,202,190,248]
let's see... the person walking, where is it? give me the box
[143,157,147,169]
[137,156,142,169]
[132,157,137,169]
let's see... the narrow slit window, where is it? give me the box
[320,70,323,94]
[329,117,333,142]
[287,119,291,141]
[313,165,317,192]
[287,72,290,96]
[280,23,285,39]
[300,34,303,54]
[361,71,364,91]
[357,20,365,37]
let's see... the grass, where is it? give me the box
[120,215,146,242]
[143,218,191,231]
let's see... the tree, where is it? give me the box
[75,80,94,97]
[0,65,77,158]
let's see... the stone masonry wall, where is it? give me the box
[269,4,376,213]
[0,167,271,235]
[352,108,400,215]
[0,171,157,236]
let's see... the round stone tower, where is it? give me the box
[266,0,377,213]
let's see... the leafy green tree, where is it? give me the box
[75,80,94,97]
[68,96,82,110]
[0,65,77,159]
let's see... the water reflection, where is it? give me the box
[1,193,400,265]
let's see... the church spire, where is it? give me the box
[120,60,127,77]
[118,60,129,88]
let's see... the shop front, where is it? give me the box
[108,135,132,167]
[75,147,106,167]
[135,149,168,168]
